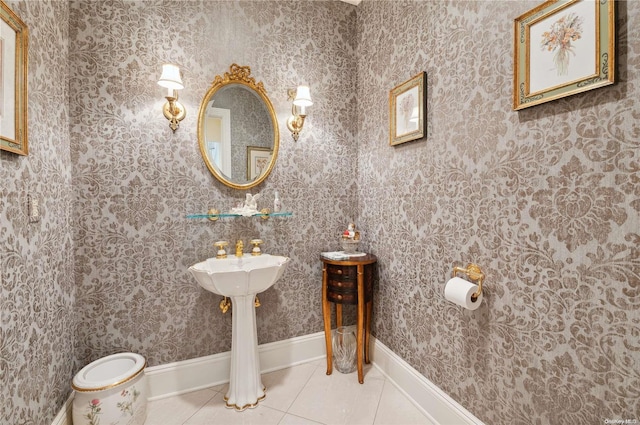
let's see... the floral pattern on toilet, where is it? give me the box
[85,399,101,425]
[76,385,143,425]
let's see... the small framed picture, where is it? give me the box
[389,72,426,146]
[513,0,615,110]
[0,1,28,155]
[246,146,272,181]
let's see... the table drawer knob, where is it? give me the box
[335,269,343,275]
[336,294,343,300]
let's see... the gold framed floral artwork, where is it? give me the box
[389,72,426,146]
[513,0,614,110]
[0,0,28,155]
[247,146,272,181]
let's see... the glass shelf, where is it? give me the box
[186,211,293,220]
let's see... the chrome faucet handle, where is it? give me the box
[250,239,263,256]
[214,241,228,259]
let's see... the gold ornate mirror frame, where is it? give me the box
[0,0,28,155]
[197,64,279,190]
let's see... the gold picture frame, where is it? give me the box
[246,146,272,181]
[0,0,28,155]
[513,0,614,111]
[389,72,426,146]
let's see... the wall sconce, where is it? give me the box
[286,85,312,141]
[157,64,186,132]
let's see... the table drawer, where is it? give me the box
[327,278,357,292]
[327,289,357,304]
[326,264,357,280]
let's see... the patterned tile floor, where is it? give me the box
[145,359,431,425]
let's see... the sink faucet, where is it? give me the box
[235,240,244,257]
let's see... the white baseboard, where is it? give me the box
[53,331,482,425]
[51,394,73,425]
[145,331,327,400]
[370,336,484,425]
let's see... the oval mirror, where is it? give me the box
[197,64,279,190]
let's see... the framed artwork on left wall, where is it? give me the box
[0,0,28,155]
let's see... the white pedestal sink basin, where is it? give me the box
[189,254,290,411]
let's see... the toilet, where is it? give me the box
[72,352,148,425]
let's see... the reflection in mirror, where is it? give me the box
[198,64,279,190]
[203,85,272,182]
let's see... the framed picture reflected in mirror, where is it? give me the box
[247,146,272,181]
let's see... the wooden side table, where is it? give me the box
[321,253,377,384]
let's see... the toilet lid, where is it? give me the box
[72,352,146,392]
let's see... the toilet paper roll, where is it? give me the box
[444,277,483,310]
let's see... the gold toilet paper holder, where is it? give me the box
[451,263,484,302]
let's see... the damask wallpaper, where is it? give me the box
[0,1,74,424]
[1,0,638,424]
[356,1,639,424]
[69,0,358,390]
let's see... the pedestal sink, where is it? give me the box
[188,254,290,411]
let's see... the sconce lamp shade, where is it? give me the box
[287,84,312,141]
[158,64,184,90]
[293,85,312,107]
